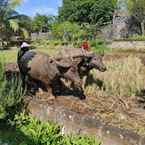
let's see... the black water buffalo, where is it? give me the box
[55,47,106,78]
[56,53,107,87]
[77,53,106,78]
[17,50,85,99]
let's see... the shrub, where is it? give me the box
[115,35,145,41]
[32,39,50,46]
[50,40,62,46]
[10,113,101,145]
[128,35,145,41]
[0,62,24,119]
[90,39,110,53]
[51,21,83,42]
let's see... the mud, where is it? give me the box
[26,95,145,145]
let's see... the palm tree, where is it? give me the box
[0,0,30,49]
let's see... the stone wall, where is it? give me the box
[107,41,145,50]
[112,14,141,39]
[31,32,52,41]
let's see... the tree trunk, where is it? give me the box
[141,21,145,35]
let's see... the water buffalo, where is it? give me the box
[77,53,106,78]
[17,50,85,99]
[56,47,106,78]
[55,53,107,88]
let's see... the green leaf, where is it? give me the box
[9,19,19,32]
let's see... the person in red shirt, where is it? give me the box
[81,38,90,52]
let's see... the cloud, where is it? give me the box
[32,7,57,16]
[57,0,62,7]
[22,0,29,4]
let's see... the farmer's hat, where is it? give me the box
[20,42,30,48]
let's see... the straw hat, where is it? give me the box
[20,42,30,48]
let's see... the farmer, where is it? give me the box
[81,38,90,52]
[18,42,30,60]
[17,42,31,88]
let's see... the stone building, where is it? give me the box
[112,0,141,39]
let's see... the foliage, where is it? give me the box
[0,61,24,119]
[80,23,97,40]
[51,21,83,41]
[128,34,145,41]
[127,0,145,34]
[59,0,116,25]
[32,14,56,33]
[0,0,30,49]
[89,0,115,25]
[90,39,110,53]
[127,0,145,21]
[9,113,101,145]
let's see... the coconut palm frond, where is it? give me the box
[0,0,30,47]
[9,19,19,32]
[21,28,29,38]
[9,0,22,9]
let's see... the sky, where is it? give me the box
[16,0,62,17]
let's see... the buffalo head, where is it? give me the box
[84,53,107,72]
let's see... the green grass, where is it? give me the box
[0,113,101,145]
[114,35,145,41]
[0,49,18,62]
[0,44,58,63]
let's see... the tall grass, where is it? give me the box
[86,56,145,97]
[0,61,24,119]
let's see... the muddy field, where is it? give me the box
[26,51,145,137]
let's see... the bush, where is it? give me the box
[0,62,24,119]
[51,21,83,42]
[90,39,110,53]
[115,35,145,41]
[10,113,101,145]
[128,35,145,41]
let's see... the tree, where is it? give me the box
[32,14,56,33]
[90,0,115,25]
[51,21,82,41]
[59,0,116,25]
[127,0,145,35]
[0,0,29,48]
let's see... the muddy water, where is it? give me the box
[26,96,145,145]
